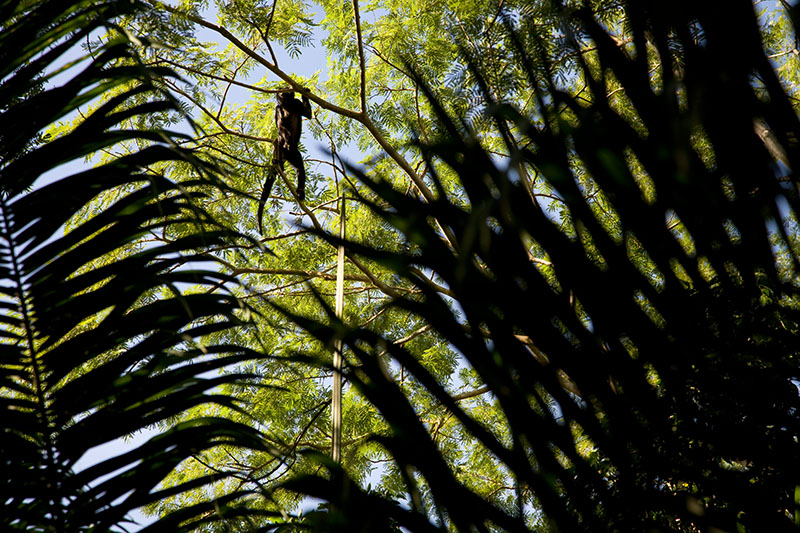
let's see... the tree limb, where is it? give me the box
[352,0,367,114]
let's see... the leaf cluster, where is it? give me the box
[279,1,800,531]
[1,0,274,530]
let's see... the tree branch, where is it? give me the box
[452,386,491,401]
[261,0,280,65]
[352,0,367,114]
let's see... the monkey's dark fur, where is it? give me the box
[258,90,312,233]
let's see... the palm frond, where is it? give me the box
[1,0,268,530]
[279,1,800,531]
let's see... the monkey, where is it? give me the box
[258,89,312,234]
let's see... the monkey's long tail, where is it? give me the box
[296,165,306,202]
[258,169,277,235]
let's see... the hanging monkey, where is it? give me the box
[258,89,312,234]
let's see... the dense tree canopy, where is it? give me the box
[96,0,615,522]
[3,0,800,530]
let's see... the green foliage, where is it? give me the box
[277,1,800,531]
[0,0,272,530]
[25,0,800,530]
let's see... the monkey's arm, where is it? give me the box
[301,94,312,119]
